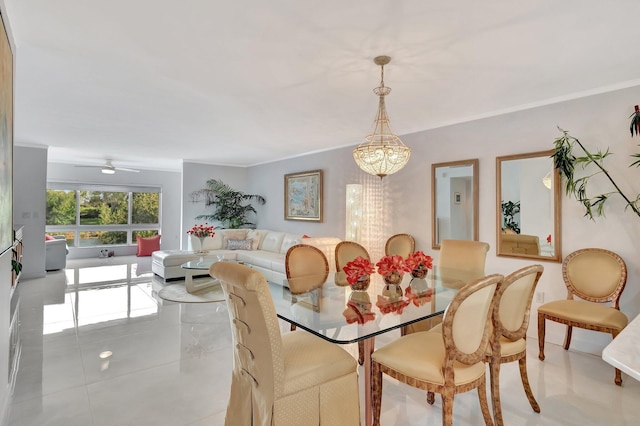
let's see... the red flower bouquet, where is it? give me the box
[376,254,411,285]
[546,234,552,244]
[343,256,375,285]
[187,223,215,238]
[405,251,433,279]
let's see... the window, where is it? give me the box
[46,183,161,248]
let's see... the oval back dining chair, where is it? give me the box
[285,244,329,331]
[210,261,361,426]
[538,248,628,385]
[285,244,329,295]
[384,233,415,258]
[488,264,544,426]
[371,273,504,426]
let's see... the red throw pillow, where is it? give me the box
[302,234,311,238]
[136,235,161,257]
[45,234,55,241]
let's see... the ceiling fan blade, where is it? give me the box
[74,165,103,169]
[113,167,140,173]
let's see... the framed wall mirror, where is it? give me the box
[496,150,561,262]
[432,159,479,249]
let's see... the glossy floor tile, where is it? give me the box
[6,256,640,425]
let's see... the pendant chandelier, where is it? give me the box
[353,56,411,178]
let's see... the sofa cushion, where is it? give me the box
[260,231,285,253]
[136,235,161,257]
[280,233,303,254]
[226,238,253,250]
[237,250,285,273]
[246,229,261,250]
[223,229,248,248]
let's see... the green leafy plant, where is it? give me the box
[501,200,521,233]
[552,126,640,220]
[192,179,266,229]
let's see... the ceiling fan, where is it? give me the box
[75,160,140,174]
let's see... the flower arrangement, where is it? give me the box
[186,223,216,238]
[343,256,375,285]
[405,251,433,279]
[546,234,552,244]
[376,255,411,276]
[376,254,411,285]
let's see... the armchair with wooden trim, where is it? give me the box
[210,261,360,426]
[537,248,628,385]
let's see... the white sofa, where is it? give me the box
[151,229,341,285]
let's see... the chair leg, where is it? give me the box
[518,357,540,413]
[537,313,546,361]
[290,324,296,331]
[427,391,435,405]
[358,341,364,365]
[489,359,503,426]
[441,390,455,426]
[612,331,623,386]
[615,368,623,386]
[477,376,495,426]
[372,361,383,426]
[563,325,573,350]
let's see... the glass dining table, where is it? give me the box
[268,267,476,426]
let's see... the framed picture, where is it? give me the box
[284,170,323,222]
[454,192,462,204]
[0,12,13,255]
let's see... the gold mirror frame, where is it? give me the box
[496,150,561,262]
[431,159,479,249]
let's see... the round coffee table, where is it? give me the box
[181,259,219,293]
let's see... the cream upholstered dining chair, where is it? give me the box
[487,264,544,426]
[285,244,329,330]
[210,261,360,426]
[384,233,415,258]
[404,239,490,334]
[538,248,628,385]
[371,273,504,426]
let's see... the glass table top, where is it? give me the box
[268,266,475,344]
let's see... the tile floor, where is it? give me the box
[5,256,640,425]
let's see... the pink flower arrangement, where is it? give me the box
[405,251,433,271]
[187,223,216,238]
[343,256,375,285]
[546,234,552,244]
[376,254,411,276]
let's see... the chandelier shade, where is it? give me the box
[353,56,411,178]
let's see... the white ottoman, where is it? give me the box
[151,250,238,280]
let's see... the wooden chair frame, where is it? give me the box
[372,274,504,426]
[538,248,628,385]
[488,265,543,426]
[384,233,415,258]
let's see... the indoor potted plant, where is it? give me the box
[192,179,266,229]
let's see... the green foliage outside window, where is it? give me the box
[46,190,76,225]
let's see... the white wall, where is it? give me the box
[239,85,640,355]
[12,146,47,278]
[46,162,182,257]
[181,162,249,250]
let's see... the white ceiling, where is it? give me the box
[6,1,640,172]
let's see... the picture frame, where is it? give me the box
[454,192,462,204]
[284,170,323,222]
[0,12,13,255]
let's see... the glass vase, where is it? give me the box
[350,275,370,292]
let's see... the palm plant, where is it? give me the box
[192,179,266,229]
[552,126,640,220]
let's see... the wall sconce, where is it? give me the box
[345,184,363,242]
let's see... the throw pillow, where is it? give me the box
[45,234,55,241]
[136,235,161,257]
[225,238,253,250]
